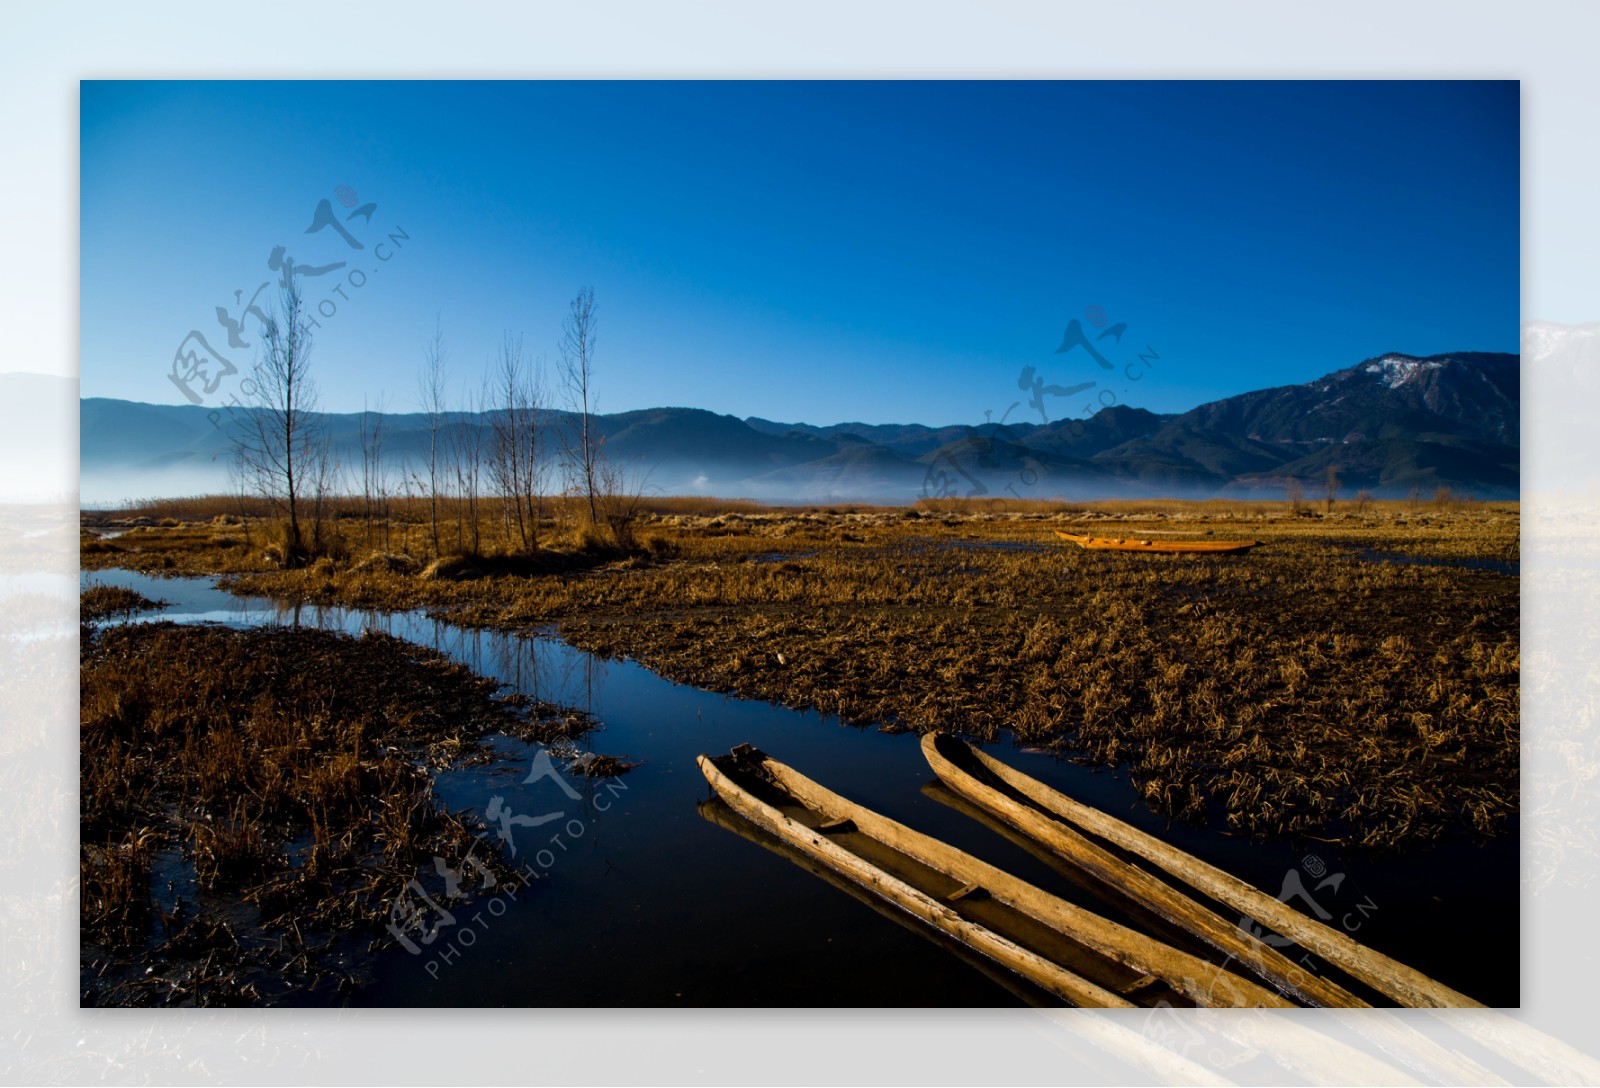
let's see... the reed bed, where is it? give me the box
[79,583,163,621]
[82,498,1519,850]
[78,620,591,1005]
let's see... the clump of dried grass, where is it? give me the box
[80,584,162,621]
[78,620,583,1003]
[86,498,1519,849]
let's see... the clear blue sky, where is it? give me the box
[80,80,1519,426]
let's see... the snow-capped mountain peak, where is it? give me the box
[1363,354,1444,389]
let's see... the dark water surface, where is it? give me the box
[82,569,1519,1007]
[1354,548,1520,575]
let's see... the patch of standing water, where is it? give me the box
[1354,548,1519,575]
[81,568,1518,1007]
[747,550,819,564]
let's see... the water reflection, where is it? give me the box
[81,568,611,716]
[77,568,1519,1011]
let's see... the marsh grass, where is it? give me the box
[80,584,163,621]
[191,801,279,888]
[78,620,589,1005]
[83,498,1519,849]
[80,829,156,948]
[916,497,1081,515]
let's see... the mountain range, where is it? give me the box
[74,349,1520,505]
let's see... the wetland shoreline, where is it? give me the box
[77,495,1523,1007]
[82,499,1519,852]
[78,613,607,1006]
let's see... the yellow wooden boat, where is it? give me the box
[1056,530,1259,554]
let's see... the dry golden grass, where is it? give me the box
[79,584,162,621]
[78,620,594,1005]
[80,829,157,948]
[83,497,1519,849]
[915,497,1082,515]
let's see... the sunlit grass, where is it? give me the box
[77,620,589,1004]
[82,496,1519,849]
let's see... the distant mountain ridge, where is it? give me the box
[737,350,1519,499]
[76,349,1519,504]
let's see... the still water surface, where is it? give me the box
[82,568,1518,1007]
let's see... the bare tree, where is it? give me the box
[448,379,488,555]
[305,421,339,555]
[357,394,387,550]
[1284,477,1306,514]
[226,446,256,550]
[1323,464,1341,514]
[1354,488,1374,516]
[488,333,543,553]
[596,455,655,550]
[527,361,550,542]
[559,287,602,527]
[233,283,325,566]
[418,317,449,557]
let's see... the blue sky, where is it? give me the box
[80,80,1519,426]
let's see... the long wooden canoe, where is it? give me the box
[1056,530,1259,554]
[922,732,1484,1009]
[697,796,1064,1009]
[698,744,1293,1009]
[921,732,1366,1008]
[914,781,1504,1083]
[715,778,1456,1085]
[919,778,1218,959]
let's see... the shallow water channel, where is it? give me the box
[83,568,1518,1007]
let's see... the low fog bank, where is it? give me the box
[80,456,1415,512]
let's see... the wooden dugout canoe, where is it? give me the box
[697,744,1294,1009]
[697,796,1063,1009]
[919,778,1216,957]
[921,732,1484,1009]
[1055,530,1260,554]
[707,784,1472,1085]
[920,733,1361,1007]
[918,782,1507,1086]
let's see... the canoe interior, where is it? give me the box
[921,737,1246,955]
[704,750,1195,1008]
[918,777,1223,964]
[697,796,1064,1008]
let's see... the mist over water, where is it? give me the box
[75,343,1522,510]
